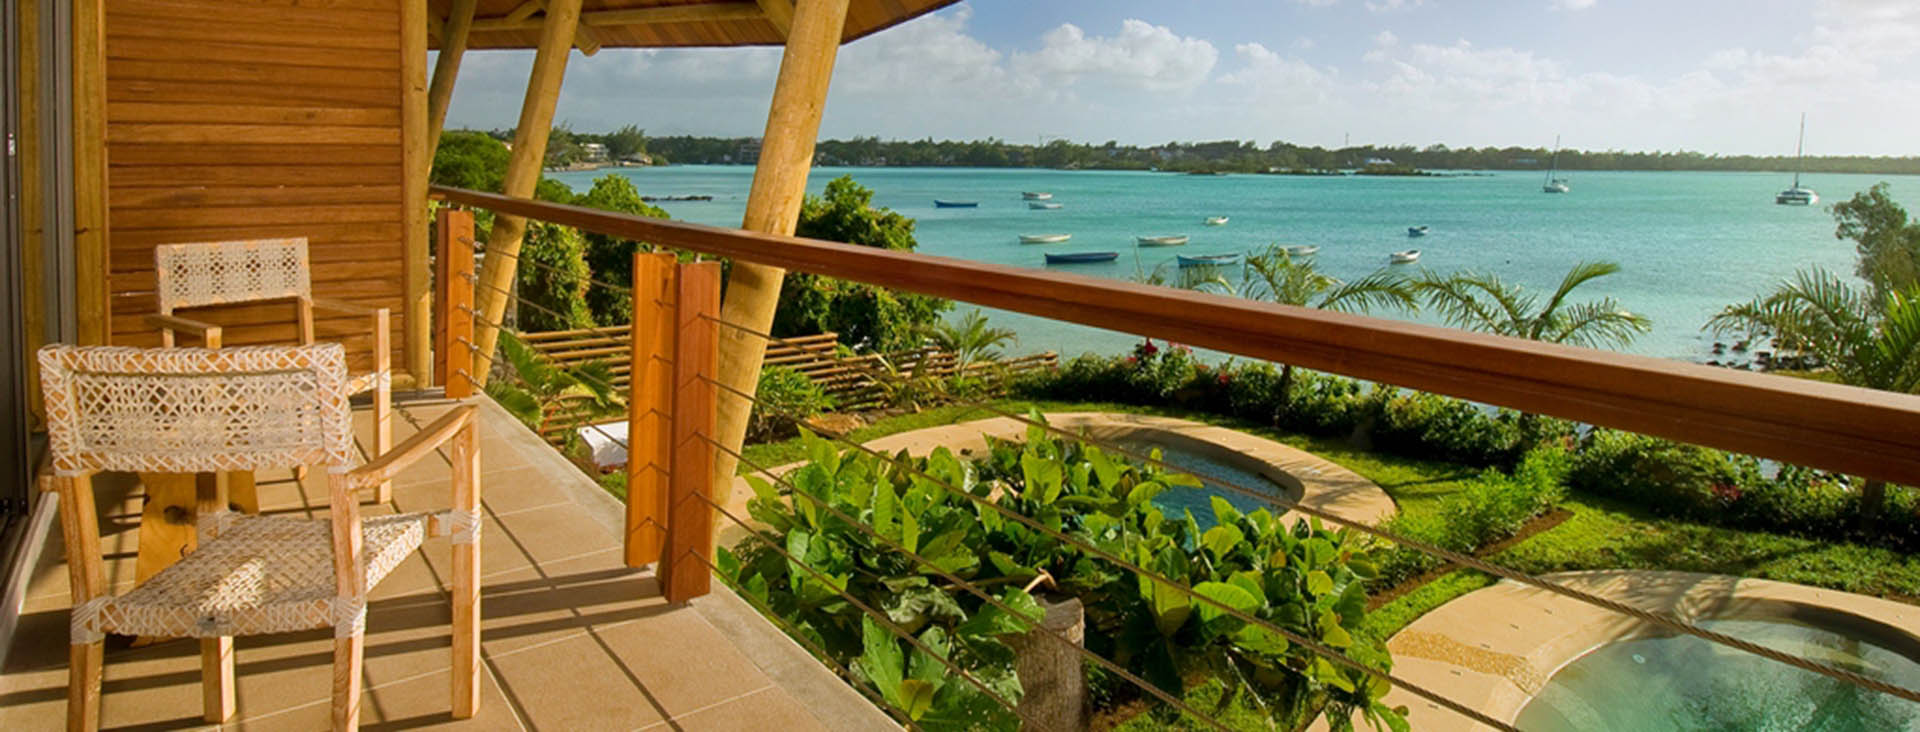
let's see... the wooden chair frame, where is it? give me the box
[38,345,480,731]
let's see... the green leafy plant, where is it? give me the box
[778,176,952,351]
[1415,260,1651,349]
[921,309,1018,370]
[484,331,624,453]
[748,366,836,443]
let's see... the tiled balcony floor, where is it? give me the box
[0,397,892,731]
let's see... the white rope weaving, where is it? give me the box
[70,597,108,644]
[154,238,311,313]
[439,508,483,545]
[331,597,367,639]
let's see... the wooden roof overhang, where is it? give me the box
[428,0,962,51]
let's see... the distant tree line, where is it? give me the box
[633,135,1920,175]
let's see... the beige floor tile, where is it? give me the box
[662,686,832,732]
[473,550,661,657]
[391,464,570,519]
[487,632,669,730]
[230,656,523,730]
[588,607,775,720]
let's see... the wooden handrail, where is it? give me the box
[433,185,1920,486]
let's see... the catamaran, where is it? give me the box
[1776,114,1818,206]
[1543,134,1570,193]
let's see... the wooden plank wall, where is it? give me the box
[101,0,410,374]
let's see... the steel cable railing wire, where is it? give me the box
[452,281,635,445]
[688,482,1047,730]
[692,369,1516,731]
[699,315,1920,711]
[705,434,1237,732]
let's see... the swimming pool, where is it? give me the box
[1515,617,1920,731]
[1116,438,1304,526]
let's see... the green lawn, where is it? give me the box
[735,399,1920,728]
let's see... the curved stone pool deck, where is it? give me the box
[720,412,1395,545]
[1370,570,1920,730]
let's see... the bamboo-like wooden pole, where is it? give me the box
[469,0,584,387]
[707,0,850,503]
[426,0,479,158]
[402,0,433,382]
[72,0,109,345]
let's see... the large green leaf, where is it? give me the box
[1201,524,1245,563]
[1192,581,1260,640]
[857,617,904,702]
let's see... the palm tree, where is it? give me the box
[1207,247,1420,404]
[1706,269,1920,518]
[921,309,1018,370]
[485,331,625,456]
[1415,260,1651,348]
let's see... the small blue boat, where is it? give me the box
[1045,252,1119,265]
[1407,225,1430,237]
[934,200,979,208]
[1177,253,1240,268]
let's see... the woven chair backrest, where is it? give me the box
[154,238,313,314]
[38,344,356,475]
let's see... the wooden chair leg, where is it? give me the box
[451,538,481,718]
[227,471,259,514]
[332,633,364,732]
[201,637,234,722]
[68,641,102,731]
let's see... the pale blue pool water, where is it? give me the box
[550,165,1920,363]
[1515,618,1920,731]
[1114,438,1300,527]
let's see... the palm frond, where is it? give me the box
[1540,260,1624,320]
[1314,270,1418,314]
[1544,299,1652,349]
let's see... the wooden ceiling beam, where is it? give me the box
[754,0,794,37]
[470,1,769,33]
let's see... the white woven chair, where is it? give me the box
[150,238,394,502]
[39,344,482,731]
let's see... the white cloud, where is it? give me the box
[1017,20,1219,91]
[1364,0,1425,14]
[1553,0,1597,10]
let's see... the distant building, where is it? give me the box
[1513,157,1539,166]
[736,139,763,165]
[580,142,609,162]
[1364,157,1396,167]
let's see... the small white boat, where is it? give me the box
[1022,191,1053,200]
[1019,233,1071,244]
[1284,245,1320,256]
[1776,114,1818,206]
[1390,250,1421,264]
[1029,201,1064,210]
[1407,225,1429,238]
[1542,134,1570,193]
[1204,216,1229,226]
[1136,235,1190,247]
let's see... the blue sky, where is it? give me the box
[442,0,1920,155]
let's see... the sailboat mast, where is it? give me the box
[1546,134,1559,185]
[1793,113,1806,188]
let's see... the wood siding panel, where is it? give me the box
[102,0,410,373]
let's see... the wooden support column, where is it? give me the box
[707,0,851,493]
[17,0,45,418]
[436,208,477,397]
[403,0,433,383]
[625,253,676,567]
[662,261,719,603]
[427,0,479,157]
[72,0,108,345]
[469,0,584,387]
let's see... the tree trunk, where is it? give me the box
[1275,363,1294,425]
[1861,479,1888,526]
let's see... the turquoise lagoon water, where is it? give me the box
[1515,618,1920,731]
[549,166,1920,362]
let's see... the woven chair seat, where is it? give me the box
[347,371,382,396]
[83,512,431,640]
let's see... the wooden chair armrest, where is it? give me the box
[347,405,475,492]
[146,314,223,346]
[309,297,384,317]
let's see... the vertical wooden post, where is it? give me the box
[18,0,45,418]
[72,0,109,345]
[708,0,851,505]
[427,0,480,158]
[662,261,720,603]
[449,416,482,719]
[402,0,434,383]
[470,0,585,388]
[436,208,476,398]
[625,253,676,568]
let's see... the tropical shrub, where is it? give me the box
[721,420,1405,731]
[747,366,836,443]
[483,331,624,459]
[1371,446,1570,587]
[777,176,951,351]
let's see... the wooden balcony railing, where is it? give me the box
[433,184,1920,488]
